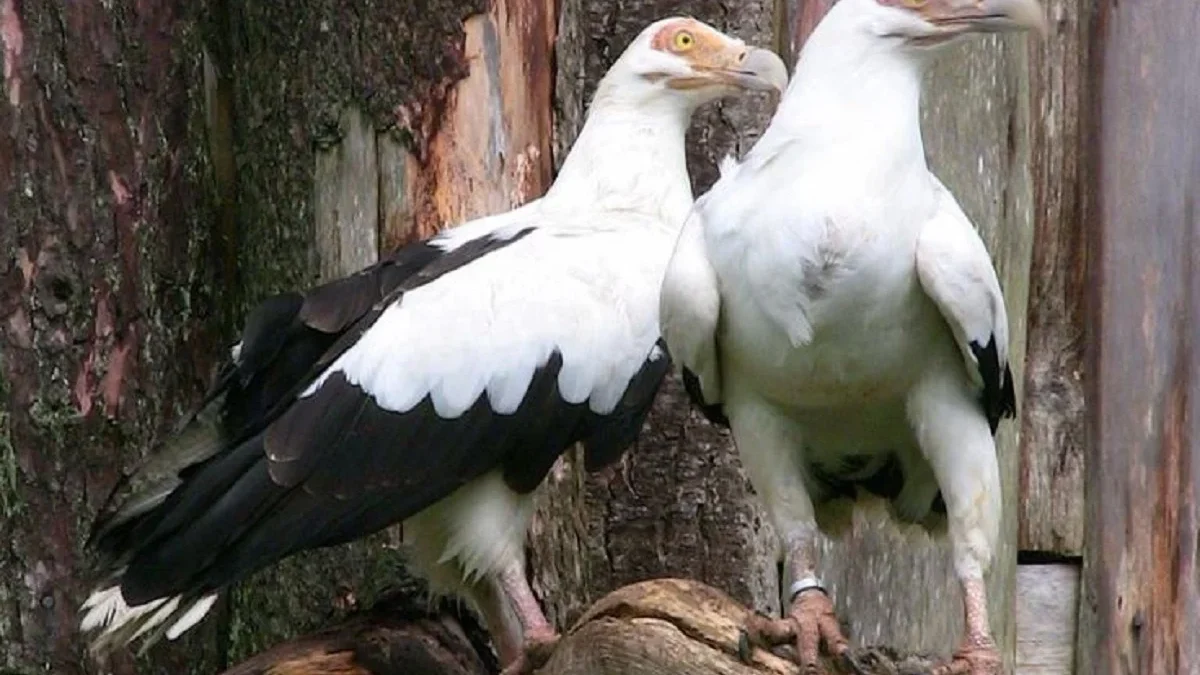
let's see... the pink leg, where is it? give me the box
[490,561,560,675]
[741,532,854,674]
[471,577,522,665]
[932,576,1000,675]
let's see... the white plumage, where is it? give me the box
[660,1,1040,673]
[81,17,786,673]
[314,211,673,419]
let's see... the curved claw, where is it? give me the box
[739,590,853,674]
[930,643,1001,675]
[838,650,869,675]
[737,628,755,663]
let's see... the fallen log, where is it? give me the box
[219,578,947,675]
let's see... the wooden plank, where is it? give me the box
[314,106,379,279]
[1016,564,1079,674]
[1078,2,1200,673]
[1019,0,1090,558]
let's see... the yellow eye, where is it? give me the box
[673,31,695,51]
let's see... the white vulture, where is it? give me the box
[80,17,786,674]
[659,1,1043,673]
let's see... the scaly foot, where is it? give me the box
[931,640,1001,675]
[739,588,861,674]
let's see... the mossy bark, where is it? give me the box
[0,0,502,672]
[0,1,225,672]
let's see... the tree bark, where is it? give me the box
[0,1,226,672]
[1,0,552,672]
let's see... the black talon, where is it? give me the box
[839,650,867,675]
[737,628,754,663]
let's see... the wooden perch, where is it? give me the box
[216,591,498,675]
[219,579,946,675]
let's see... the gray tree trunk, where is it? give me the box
[0,0,547,672]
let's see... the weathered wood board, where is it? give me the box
[1019,0,1089,559]
[1016,564,1079,675]
[1077,2,1200,673]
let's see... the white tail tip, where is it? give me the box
[80,585,218,650]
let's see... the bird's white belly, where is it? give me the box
[720,257,948,412]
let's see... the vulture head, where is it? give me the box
[864,0,1047,48]
[600,17,789,108]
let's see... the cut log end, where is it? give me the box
[220,578,947,675]
[541,578,945,675]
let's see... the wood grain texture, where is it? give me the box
[1078,2,1200,673]
[382,0,556,249]
[216,592,495,675]
[314,107,380,280]
[544,579,801,675]
[1015,564,1078,675]
[1019,0,1089,558]
[544,579,949,675]
[530,0,783,632]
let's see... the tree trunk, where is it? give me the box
[0,1,226,672]
[1,0,552,672]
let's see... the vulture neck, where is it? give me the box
[545,79,695,229]
[769,10,928,175]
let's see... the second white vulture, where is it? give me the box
[80,17,786,674]
[661,1,1043,674]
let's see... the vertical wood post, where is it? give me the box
[1078,3,1200,673]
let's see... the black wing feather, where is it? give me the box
[91,228,669,606]
[119,346,666,602]
[681,367,729,427]
[968,335,1017,435]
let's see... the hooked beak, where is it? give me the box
[925,0,1048,37]
[671,46,789,94]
